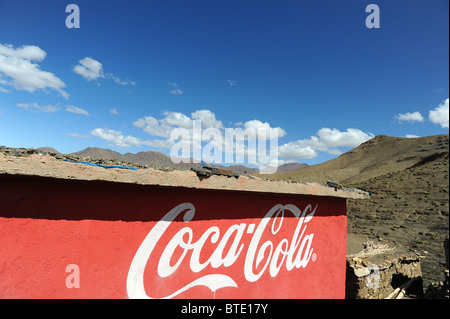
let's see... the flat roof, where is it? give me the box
[0,153,369,199]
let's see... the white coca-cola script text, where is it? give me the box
[126,202,317,299]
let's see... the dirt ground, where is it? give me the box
[346,152,449,288]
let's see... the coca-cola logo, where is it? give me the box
[126,202,317,299]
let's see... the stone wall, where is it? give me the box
[346,242,423,299]
[424,236,449,299]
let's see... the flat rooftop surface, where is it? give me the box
[0,153,369,199]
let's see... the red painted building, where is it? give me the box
[0,154,368,299]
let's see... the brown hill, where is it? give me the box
[71,147,124,161]
[273,162,309,173]
[347,151,449,287]
[70,147,308,174]
[217,165,258,175]
[269,134,449,289]
[270,134,449,185]
[125,150,182,168]
[70,147,200,170]
[37,147,60,154]
[207,162,308,175]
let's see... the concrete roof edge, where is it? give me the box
[0,154,370,199]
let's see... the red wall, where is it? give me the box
[0,175,347,299]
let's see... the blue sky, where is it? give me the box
[0,0,448,166]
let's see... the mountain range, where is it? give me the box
[38,134,449,179]
[37,147,309,175]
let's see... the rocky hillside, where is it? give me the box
[347,151,449,287]
[271,134,449,184]
[269,134,449,288]
[272,162,309,173]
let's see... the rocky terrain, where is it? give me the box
[347,151,449,288]
[270,134,449,290]
[272,134,449,184]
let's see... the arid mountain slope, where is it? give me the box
[271,134,449,185]
[347,151,449,287]
[70,147,200,170]
[269,134,449,288]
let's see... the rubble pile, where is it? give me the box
[0,146,149,170]
[424,236,449,299]
[346,241,423,299]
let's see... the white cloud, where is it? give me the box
[91,128,142,147]
[133,110,226,138]
[0,86,10,93]
[405,134,420,138]
[67,133,92,139]
[395,111,425,123]
[429,98,449,128]
[133,115,173,138]
[316,128,374,148]
[110,108,119,115]
[192,110,224,130]
[91,127,174,149]
[168,82,183,95]
[227,79,236,86]
[74,57,135,86]
[279,128,374,159]
[0,44,46,60]
[170,88,183,95]
[161,111,192,129]
[91,128,143,148]
[134,110,284,146]
[0,43,68,99]
[108,109,373,163]
[73,57,104,81]
[278,143,318,159]
[243,119,286,140]
[65,105,89,116]
[132,110,288,162]
[107,74,136,86]
[17,102,59,113]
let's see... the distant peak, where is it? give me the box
[37,147,60,154]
